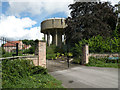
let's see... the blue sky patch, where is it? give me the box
[2,2,9,14]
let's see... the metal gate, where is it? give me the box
[46,51,79,72]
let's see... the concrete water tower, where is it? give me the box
[41,18,67,47]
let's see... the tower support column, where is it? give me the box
[51,30,62,47]
[55,30,58,46]
[64,32,66,45]
[44,34,46,41]
[47,31,50,46]
[57,31,62,47]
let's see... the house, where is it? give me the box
[3,41,31,52]
[23,44,31,49]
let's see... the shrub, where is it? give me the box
[46,45,56,54]
[2,59,63,88]
[2,52,14,57]
[71,35,120,59]
[67,52,73,57]
[2,59,48,86]
[56,52,61,58]
[46,54,56,60]
[30,66,47,75]
[55,46,64,54]
[46,45,68,60]
[86,56,119,68]
[72,57,81,64]
[23,46,35,54]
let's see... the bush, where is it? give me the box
[23,46,35,54]
[46,45,68,60]
[2,52,14,57]
[55,46,65,54]
[2,59,47,87]
[2,59,63,88]
[46,45,56,54]
[72,57,81,64]
[46,54,56,60]
[56,52,61,58]
[86,57,119,68]
[71,35,120,59]
[67,52,73,57]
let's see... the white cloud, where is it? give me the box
[3,0,119,17]
[0,15,44,40]
[100,0,119,5]
[4,0,73,17]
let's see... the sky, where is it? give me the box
[0,0,119,41]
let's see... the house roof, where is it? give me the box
[3,41,21,47]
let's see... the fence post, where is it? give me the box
[16,43,18,56]
[82,44,89,65]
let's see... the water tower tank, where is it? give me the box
[41,18,67,46]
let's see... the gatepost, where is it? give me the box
[38,41,46,68]
[82,45,89,65]
[34,41,46,68]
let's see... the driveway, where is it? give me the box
[49,64,118,88]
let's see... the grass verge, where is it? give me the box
[2,59,63,88]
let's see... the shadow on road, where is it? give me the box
[46,59,80,72]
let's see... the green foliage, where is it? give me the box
[112,26,120,38]
[22,39,36,46]
[86,57,119,68]
[0,47,2,58]
[2,51,25,57]
[46,45,68,60]
[88,35,105,53]
[46,45,56,60]
[72,57,81,64]
[2,59,46,81]
[22,39,38,54]
[46,45,56,54]
[2,59,63,88]
[65,2,117,44]
[46,45,66,54]
[56,52,61,58]
[88,36,120,53]
[55,46,65,54]
[2,47,5,55]
[2,52,15,57]
[71,40,84,58]
[72,35,120,58]
[23,46,35,54]
[46,54,56,60]
[67,52,73,57]
[1,47,12,57]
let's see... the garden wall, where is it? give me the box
[89,53,120,58]
[82,45,120,64]
[0,41,46,68]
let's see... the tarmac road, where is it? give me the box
[47,60,118,88]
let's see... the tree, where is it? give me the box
[22,39,39,54]
[65,2,117,44]
[115,2,120,34]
